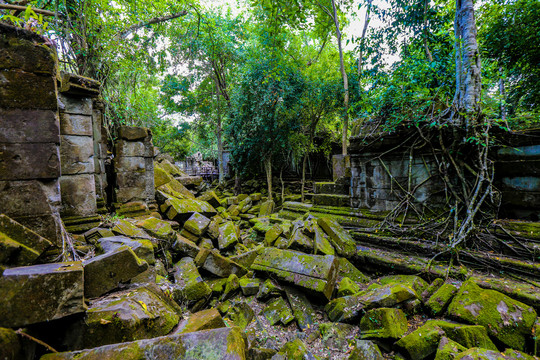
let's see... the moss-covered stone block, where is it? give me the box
[285,286,315,331]
[317,217,356,258]
[239,276,261,296]
[226,301,254,330]
[424,320,498,350]
[377,274,429,298]
[348,339,384,360]
[259,200,275,216]
[319,322,357,349]
[395,324,446,360]
[41,326,247,360]
[288,227,314,253]
[325,283,417,322]
[422,278,445,303]
[360,308,408,339]
[176,308,225,334]
[136,217,175,240]
[218,221,239,250]
[83,245,149,298]
[428,282,459,316]
[112,219,150,239]
[276,338,316,360]
[434,337,467,360]
[222,273,240,301]
[256,279,283,301]
[172,257,211,304]
[183,212,211,237]
[197,190,221,208]
[252,248,339,300]
[0,327,21,359]
[338,277,361,297]
[263,297,295,326]
[447,279,537,351]
[99,236,155,265]
[338,257,369,284]
[164,198,217,223]
[0,262,85,327]
[454,348,534,360]
[264,224,283,246]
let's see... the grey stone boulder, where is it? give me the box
[98,235,155,265]
[317,217,356,258]
[183,212,211,237]
[172,257,212,304]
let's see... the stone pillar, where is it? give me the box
[92,100,108,214]
[332,154,351,182]
[58,73,101,232]
[113,126,155,217]
[0,24,62,245]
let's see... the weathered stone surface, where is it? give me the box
[0,30,56,74]
[118,126,149,141]
[177,176,204,187]
[198,190,221,208]
[115,170,148,189]
[114,186,150,204]
[184,212,211,237]
[59,95,92,115]
[447,279,537,350]
[60,174,97,216]
[263,297,295,326]
[136,217,175,240]
[313,225,335,255]
[273,339,314,360]
[113,155,146,172]
[396,320,498,360]
[0,70,57,110]
[325,283,417,322]
[264,224,283,246]
[218,221,239,250]
[348,339,384,360]
[534,317,540,357]
[112,219,150,239]
[338,258,369,284]
[60,135,95,175]
[428,282,459,316]
[317,217,356,258]
[257,279,283,301]
[83,245,148,298]
[99,236,155,265]
[222,274,240,301]
[172,235,247,278]
[226,301,255,330]
[251,248,339,300]
[422,278,445,303]
[0,143,60,180]
[172,257,212,303]
[157,159,186,177]
[337,277,361,297]
[359,308,408,339]
[259,200,275,216]
[285,286,315,331]
[115,139,146,157]
[65,285,180,350]
[0,262,85,327]
[230,245,263,269]
[287,227,313,253]
[41,326,247,360]
[163,198,217,223]
[377,274,429,298]
[239,277,261,296]
[434,337,466,360]
[60,113,93,136]
[0,109,59,143]
[0,214,52,256]
[175,308,225,334]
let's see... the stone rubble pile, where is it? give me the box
[0,159,539,360]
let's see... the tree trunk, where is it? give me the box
[423,0,433,62]
[331,0,349,156]
[301,153,308,203]
[357,0,373,86]
[499,66,508,128]
[215,78,225,184]
[264,155,272,201]
[453,0,482,128]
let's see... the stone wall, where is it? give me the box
[113,126,155,207]
[348,133,444,212]
[495,130,540,220]
[0,24,63,244]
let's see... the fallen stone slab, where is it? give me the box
[337,277,361,297]
[162,198,217,223]
[174,308,225,334]
[263,297,295,326]
[325,283,417,322]
[259,200,275,216]
[197,191,221,208]
[239,277,261,296]
[225,301,255,330]
[427,282,459,316]
[218,221,239,250]
[112,219,151,239]
[172,235,247,278]
[337,258,369,284]
[447,279,537,351]
[136,217,175,240]
[287,227,314,253]
[285,286,315,331]
[313,225,335,255]
[317,217,356,258]
[172,257,212,304]
[251,248,339,300]
[230,245,263,268]
[63,285,181,350]
[183,212,211,237]
[83,227,115,244]
[41,325,246,360]
[434,337,467,360]
[83,245,148,298]
[454,348,535,360]
[0,262,85,327]
[359,308,408,339]
[98,236,155,265]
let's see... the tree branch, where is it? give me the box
[119,11,188,38]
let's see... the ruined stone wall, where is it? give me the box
[0,25,63,244]
[113,126,155,207]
